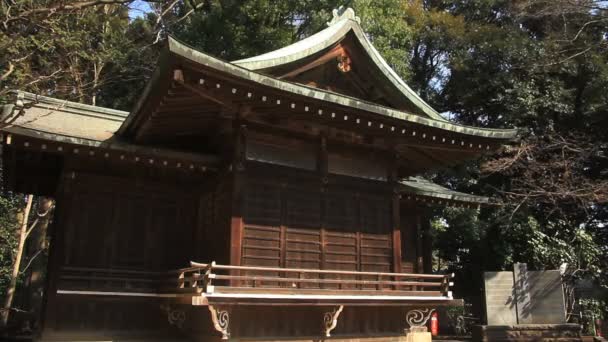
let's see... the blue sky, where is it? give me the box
[128,0,153,19]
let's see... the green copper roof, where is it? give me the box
[0,91,219,166]
[146,37,518,140]
[1,91,127,142]
[233,7,447,122]
[400,177,489,205]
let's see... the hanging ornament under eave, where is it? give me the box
[337,54,352,73]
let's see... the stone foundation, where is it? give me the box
[473,324,583,342]
[404,326,431,342]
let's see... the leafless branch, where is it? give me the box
[5,0,135,23]
[0,61,14,82]
[482,132,608,218]
[19,249,44,275]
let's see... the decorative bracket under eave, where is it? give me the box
[209,305,230,340]
[337,53,352,73]
[405,308,435,332]
[323,305,344,337]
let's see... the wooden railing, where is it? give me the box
[176,262,453,298]
[58,266,170,293]
[58,263,453,299]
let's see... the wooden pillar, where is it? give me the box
[415,212,424,273]
[318,134,328,184]
[5,142,17,192]
[41,172,70,338]
[422,213,433,274]
[318,133,328,271]
[399,201,418,274]
[392,193,402,274]
[390,151,402,273]
[229,121,247,267]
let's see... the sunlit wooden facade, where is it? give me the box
[1,8,517,342]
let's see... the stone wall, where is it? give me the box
[484,264,566,325]
[473,324,583,342]
[484,272,518,325]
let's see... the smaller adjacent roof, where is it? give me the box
[0,91,218,169]
[400,177,489,206]
[1,91,127,142]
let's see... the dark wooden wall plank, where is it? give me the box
[242,175,394,280]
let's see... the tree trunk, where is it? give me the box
[23,197,54,332]
[1,194,34,328]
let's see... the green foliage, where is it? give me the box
[416,1,608,313]
[0,2,159,110]
[0,194,23,302]
[352,0,414,81]
[577,299,607,335]
[169,0,341,60]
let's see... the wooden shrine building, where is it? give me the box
[1,7,518,342]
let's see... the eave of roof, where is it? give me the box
[233,8,447,122]
[125,36,518,141]
[400,177,489,205]
[0,91,219,168]
[1,91,127,142]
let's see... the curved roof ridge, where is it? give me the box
[232,7,447,122]
[232,17,353,68]
[133,37,517,140]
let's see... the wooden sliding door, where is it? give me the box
[241,178,392,274]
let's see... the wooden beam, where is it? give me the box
[178,81,230,108]
[398,146,440,170]
[278,45,346,79]
[409,146,451,168]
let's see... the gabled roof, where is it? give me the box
[233,7,446,122]
[120,36,518,142]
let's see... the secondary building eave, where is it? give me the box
[0,91,219,171]
[400,177,490,206]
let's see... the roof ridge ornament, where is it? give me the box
[327,6,360,26]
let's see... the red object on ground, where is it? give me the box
[430,311,439,336]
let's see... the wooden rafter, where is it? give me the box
[278,45,347,80]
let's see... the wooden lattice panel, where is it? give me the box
[242,179,394,280]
